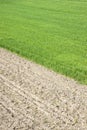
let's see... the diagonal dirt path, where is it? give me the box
[0,48,87,130]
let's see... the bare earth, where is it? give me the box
[0,48,87,130]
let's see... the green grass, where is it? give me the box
[0,0,87,84]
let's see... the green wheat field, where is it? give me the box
[0,0,87,84]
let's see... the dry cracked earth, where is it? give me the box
[0,48,87,130]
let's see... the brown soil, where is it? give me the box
[0,48,87,130]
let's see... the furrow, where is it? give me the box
[0,60,62,112]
